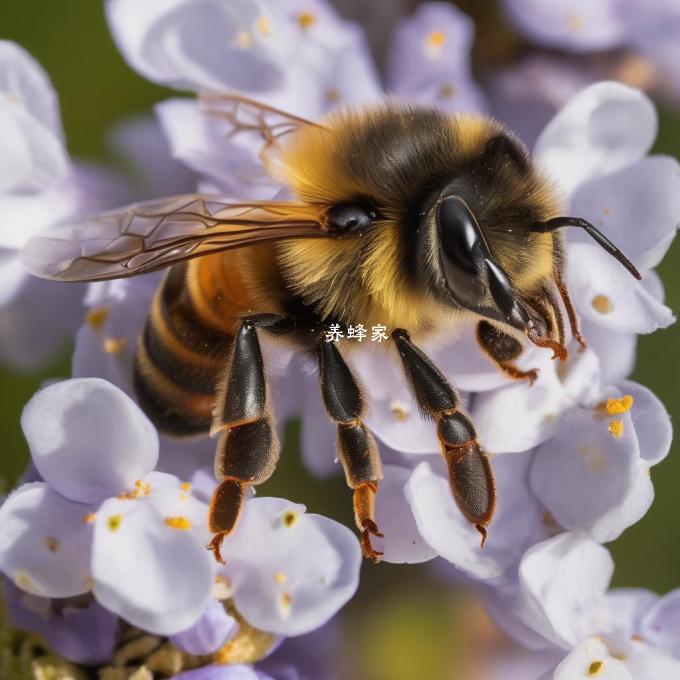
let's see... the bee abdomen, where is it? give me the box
[133,264,232,436]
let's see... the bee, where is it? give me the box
[24,95,640,563]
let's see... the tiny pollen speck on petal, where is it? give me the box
[279,592,293,616]
[165,516,191,530]
[103,337,128,355]
[297,12,316,30]
[83,512,96,524]
[608,420,624,438]
[282,510,299,528]
[255,15,271,37]
[588,660,605,676]
[86,307,108,328]
[108,514,123,532]
[44,537,59,552]
[275,571,286,584]
[592,295,613,314]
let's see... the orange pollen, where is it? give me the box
[180,482,191,492]
[608,420,624,438]
[83,512,97,524]
[103,337,128,355]
[425,30,446,48]
[86,307,108,328]
[297,12,317,29]
[603,395,634,416]
[255,15,271,37]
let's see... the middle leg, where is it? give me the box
[317,339,384,561]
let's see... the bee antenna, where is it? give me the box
[531,217,642,280]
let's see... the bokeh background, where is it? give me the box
[2,2,679,678]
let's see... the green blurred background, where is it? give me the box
[2,2,680,678]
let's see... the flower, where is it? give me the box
[4,583,119,665]
[484,533,680,678]
[0,377,215,635]
[0,377,362,643]
[0,41,126,371]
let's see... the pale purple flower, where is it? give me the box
[4,583,119,665]
[387,2,488,113]
[217,497,361,636]
[485,534,680,678]
[174,667,275,680]
[0,42,134,371]
[502,0,628,52]
[0,378,215,635]
[106,0,381,118]
[0,377,362,640]
[170,599,238,655]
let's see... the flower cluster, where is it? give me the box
[0,1,678,678]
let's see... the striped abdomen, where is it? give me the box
[134,253,252,436]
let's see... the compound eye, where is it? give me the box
[328,204,376,235]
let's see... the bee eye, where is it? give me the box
[328,204,376,234]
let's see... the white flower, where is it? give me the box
[485,534,680,678]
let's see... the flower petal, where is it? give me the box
[552,637,632,680]
[570,155,680,270]
[5,583,119,665]
[73,275,158,395]
[405,453,544,579]
[21,378,159,503]
[0,483,93,598]
[106,0,287,93]
[155,98,282,200]
[0,41,68,194]
[619,380,672,465]
[639,589,680,658]
[374,465,437,564]
[219,497,361,636]
[534,82,657,195]
[170,600,238,655]
[502,0,627,52]
[91,494,214,635]
[530,406,642,542]
[473,347,602,453]
[174,666,274,680]
[387,3,487,113]
[568,243,675,334]
[518,534,613,648]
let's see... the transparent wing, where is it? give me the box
[23,194,328,282]
[198,93,324,173]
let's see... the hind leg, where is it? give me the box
[318,338,384,561]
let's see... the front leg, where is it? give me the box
[392,329,496,545]
[477,320,538,384]
[318,339,384,562]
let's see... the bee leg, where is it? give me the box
[318,339,384,562]
[476,320,538,384]
[392,329,496,545]
[208,317,280,563]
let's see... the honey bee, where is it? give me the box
[24,95,640,563]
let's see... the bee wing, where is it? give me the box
[198,93,324,174]
[23,194,329,282]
